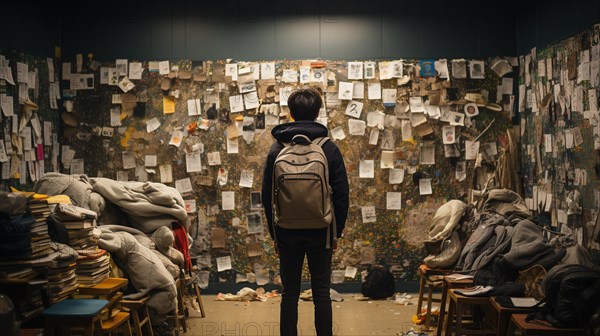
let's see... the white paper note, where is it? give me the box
[222,191,235,210]
[359,160,375,178]
[386,192,402,210]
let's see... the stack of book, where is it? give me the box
[53,203,110,286]
[54,203,98,255]
[76,249,111,286]
[27,198,52,259]
[47,257,78,303]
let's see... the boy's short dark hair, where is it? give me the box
[287,88,322,121]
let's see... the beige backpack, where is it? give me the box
[272,135,332,230]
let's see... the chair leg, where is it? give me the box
[131,308,142,336]
[417,273,426,316]
[455,302,464,336]
[194,283,206,318]
[437,285,448,336]
[425,284,434,330]
[445,299,455,336]
[143,305,154,336]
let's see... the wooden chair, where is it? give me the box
[507,313,584,336]
[489,297,535,336]
[416,265,452,331]
[121,296,154,336]
[43,299,108,336]
[443,289,495,336]
[77,277,132,336]
[436,276,475,336]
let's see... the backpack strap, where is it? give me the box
[313,137,330,147]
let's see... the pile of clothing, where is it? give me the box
[422,189,583,295]
[33,173,192,325]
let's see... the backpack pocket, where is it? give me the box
[275,172,329,229]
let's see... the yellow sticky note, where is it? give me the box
[163,96,175,114]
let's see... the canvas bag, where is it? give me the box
[272,135,332,231]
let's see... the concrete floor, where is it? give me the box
[182,294,433,336]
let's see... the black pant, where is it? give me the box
[277,231,333,336]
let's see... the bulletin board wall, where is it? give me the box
[63,57,514,285]
[518,23,600,265]
[0,48,60,192]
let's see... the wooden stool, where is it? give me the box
[436,276,474,336]
[507,313,583,335]
[444,289,495,336]
[416,265,451,331]
[98,311,132,336]
[489,297,535,336]
[43,299,108,336]
[78,278,128,299]
[121,297,154,336]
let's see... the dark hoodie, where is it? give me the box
[261,120,349,241]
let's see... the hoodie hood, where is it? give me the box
[271,121,328,143]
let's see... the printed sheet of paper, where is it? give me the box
[353,81,365,99]
[386,192,402,210]
[175,177,193,194]
[227,138,239,154]
[364,62,376,79]
[129,62,143,80]
[222,191,235,210]
[420,144,435,165]
[465,140,480,160]
[145,155,157,167]
[216,256,232,272]
[359,160,375,178]
[369,128,380,145]
[345,101,363,118]
[442,126,456,144]
[186,152,202,173]
[368,82,381,100]
[260,63,275,79]
[207,152,221,166]
[225,63,238,81]
[122,151,136,169]
[158,61,170,75]
[187,99,201,116]
[361,206,376,223]
[169,130,183,147]
[419,178,433,195]
[239,169,254,188]
[338,81,354,100]
[348,62,363,80]
[110,107,121,126]
[146,118,161,133]
[409,96,425,112]
[70,159,84,175]
[345,266,358,278]
[229,95,244,113]
[159,164,173,183]
[389,168,404,184]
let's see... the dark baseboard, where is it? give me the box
[198,281,420,295]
